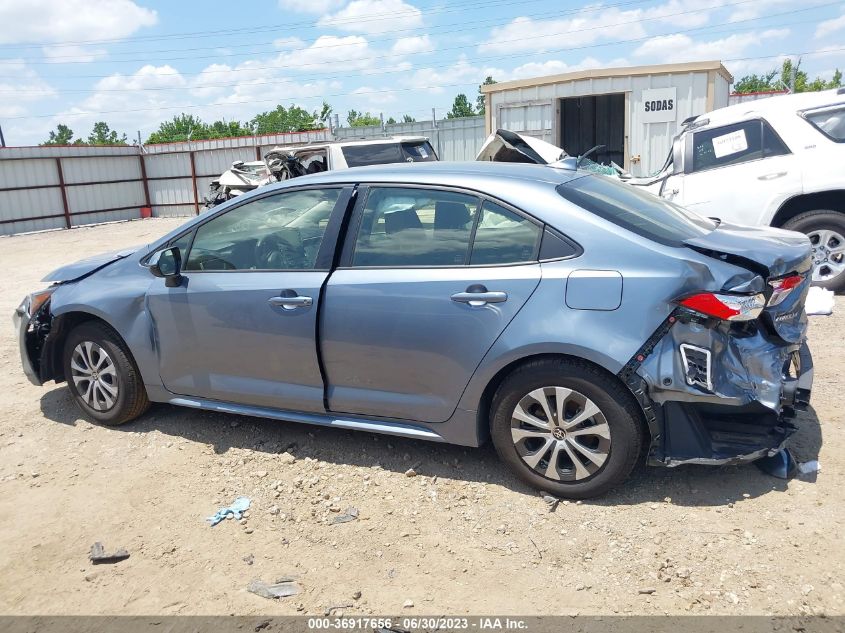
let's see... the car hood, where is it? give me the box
[42,247,137,283]
[476,129,565,164]
[684,222,813,278]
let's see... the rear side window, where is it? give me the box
[470,201,541,265]
[342,141,437,167]
[557,175,716,246]
[691,119,789,172]
[803,105,845,142]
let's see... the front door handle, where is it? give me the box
[268,291,312,310]
[451,285,508,307]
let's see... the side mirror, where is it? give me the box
[148,247,183,287]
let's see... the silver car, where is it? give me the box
[14,162,814,498]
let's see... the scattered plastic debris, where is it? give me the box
[542,494,560,512]
[756,448,798,479]
[331,507,359,524]
[89,542,129,564]
[247,577,300,599]
[207,496,251,526]
[806,287,835,316]
[799,460,821,474]
[325,604,353,616]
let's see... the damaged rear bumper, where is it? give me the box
[624,314,813,468]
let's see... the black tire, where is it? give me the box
[490,358,644,499]
[782,210,845,292]
[63,321,150,426]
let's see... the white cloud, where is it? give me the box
[390,35,432,56]
[350,85,397,109]
[816,13,845,39]
[277,0,345,13]
[286,35,374,71]
[507,56,629,80]
[0,0,157,45]
[633,29,790,62]
[728,0,792,22]
[478,8,648,54]
[318,0,423,35]
[41,44,108,63]
[403,56,505,94]
[273,36,306,50]
[0,59,56,118]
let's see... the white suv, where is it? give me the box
[629,89,845,290]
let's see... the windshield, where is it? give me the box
[557,174,716,246]
[342,141,438,167]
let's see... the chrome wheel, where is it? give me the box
[70,341,118,411]
[511,387,611,482]
[808,229,845,282]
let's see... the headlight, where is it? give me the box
[25,287,56,315]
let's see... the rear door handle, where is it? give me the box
[758,171,787,181]
[451,285,508,307]
[268,292,312,310]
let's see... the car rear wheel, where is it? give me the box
[63,321,150,425]
[782,210,845,292]
[490,358,643,499]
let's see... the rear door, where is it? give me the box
[147,186,352,412]
[320,185,543,423]
[673,118,801,225]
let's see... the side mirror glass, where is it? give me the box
[148,247,183,287]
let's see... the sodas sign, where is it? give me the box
[641,87,677,123]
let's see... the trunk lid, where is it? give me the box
[684,222,813,342]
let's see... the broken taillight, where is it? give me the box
[767,274,804,307]
[678,292,766,321]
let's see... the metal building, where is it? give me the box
[481,61,733,177]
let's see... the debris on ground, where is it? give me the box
[404,468,417,477]
[542,494,560,512]
[799,460,821,474]
[243,554,254,565]
[88,542,130,565]
[638,587,656,595]
[324,603,353,616]
[806,287,835,316]
[207,496,251,526]
[330,507,359,524]
[756,449,798,479]
[247,577,300,599]
[403,599,414,608]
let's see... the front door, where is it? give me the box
[320,186,543,423]
[147,187,348,412]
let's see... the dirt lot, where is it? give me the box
[0,218,843,616]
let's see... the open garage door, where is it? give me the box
[559,94,625,166]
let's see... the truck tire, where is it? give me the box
[782,210,845,292]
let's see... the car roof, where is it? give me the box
[264,160,582,192]
[267,136,430,153]
[697,88,845,127]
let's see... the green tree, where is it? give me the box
[207,119,251,138]
[317,101,332,125]
[476,76,497,115]
[87,121,128,145]
[346,109,381,127]
[42,124,81,145]
[146,114,208,143]
[402,114,416,123]
[250,105,324,134]
[446,93,475,119]
[386,116,397,125]
[734,59,842,94]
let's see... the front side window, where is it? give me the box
[184,189,340,271]
[557,174,716,246]
[803,105,845,142]
[351,188,479,267]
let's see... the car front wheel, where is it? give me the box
[490,358,643,499]
[782,210,845,292]
[63,321,150,425]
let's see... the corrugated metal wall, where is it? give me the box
[0,121,487,236]
[488,71,730,177]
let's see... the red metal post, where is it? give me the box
[55,157,71,229]
[189,151,200,215]
[255,145,262,161]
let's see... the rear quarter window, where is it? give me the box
[803,105,845,142]
[342,141,437,167]
[556,175,716,246]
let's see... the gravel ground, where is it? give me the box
[0,218,842,616]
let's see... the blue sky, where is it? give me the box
[1,0,843,145]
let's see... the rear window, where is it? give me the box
[803,105,845,142]
[556,175,716,246]
[342,141,437,167]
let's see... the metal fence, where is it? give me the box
[0,117,487,237]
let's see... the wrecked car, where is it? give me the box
[203,136,438,210]
[14,162,813,498]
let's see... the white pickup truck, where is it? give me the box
[480,89,845,290]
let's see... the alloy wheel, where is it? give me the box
[510,386,611,482]
[808,229,845,282]
[70,341,119,411]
